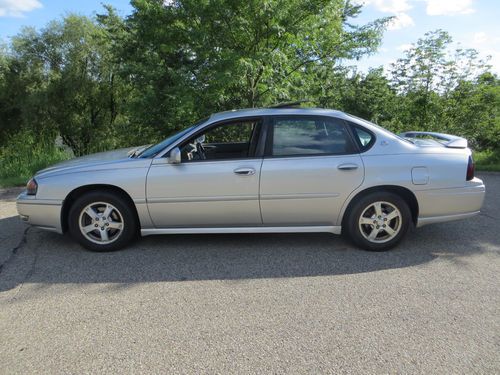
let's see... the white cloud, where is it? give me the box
[471,31,500,46]
[355,0,477,31]
[468,32,500,73]
[397,43,413,51]
[387,12,415,30]
[353,0,411,13]
[425,0,475,16]
[354,0,414,30]
[473,32,488,44]
[373,0,412,13]
[0,0,42,17]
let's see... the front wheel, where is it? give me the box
[68,191,137,252]
[345,192,411,251]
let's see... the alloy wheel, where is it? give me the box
[358,201,402,243]
[78,202,124,245]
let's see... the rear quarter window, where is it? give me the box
[349,123,375,152]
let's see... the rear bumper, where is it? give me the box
[415,178,485,227]
[16,192,63,233]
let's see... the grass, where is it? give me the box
[0,147,70,188]
[474,149,500,172]
[0,176,27,188]
[0,131,71,189]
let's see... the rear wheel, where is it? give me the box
[68,191,137,252]
[345,191,411,251]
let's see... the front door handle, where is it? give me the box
[337,163,359,171]
[234,168,256,176]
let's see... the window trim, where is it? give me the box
[264,115,359,158]
[176,116,265,163]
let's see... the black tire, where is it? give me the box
[345,191,411,251]
[68,191,137,252]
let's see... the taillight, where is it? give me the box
[466,155,475,181]
[26,178,38,195]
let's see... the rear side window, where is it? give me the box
[350,124,375,151]
[270,116,356,156]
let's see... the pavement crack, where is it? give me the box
[0,226,30,275]
[11,241,39,301]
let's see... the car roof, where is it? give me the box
[208,107,348,122]
[206,107,401,142]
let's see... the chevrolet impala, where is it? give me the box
[16,107,486,251]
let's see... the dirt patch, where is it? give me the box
[0,187,24,202]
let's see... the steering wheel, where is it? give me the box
[196,142,206,160]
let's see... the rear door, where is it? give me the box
[259,115,364,226]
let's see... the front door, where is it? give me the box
[259,115,364,226]
[146,118,263,227]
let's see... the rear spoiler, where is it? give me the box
[399,131,468,149]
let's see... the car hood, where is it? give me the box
[35,147,143,178]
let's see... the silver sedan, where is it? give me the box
[17,107,486,251]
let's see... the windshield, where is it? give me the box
[138,117,209,158]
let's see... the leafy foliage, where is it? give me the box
[115,0,388,141]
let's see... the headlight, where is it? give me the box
[26,178,38,195]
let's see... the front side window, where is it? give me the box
[139,117,209,158]
[181,119,261,161]
[270,116,355,156]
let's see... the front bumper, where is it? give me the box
[16,191,63,233]
[415,177,486,227]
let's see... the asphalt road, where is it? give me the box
[0,174,499,374]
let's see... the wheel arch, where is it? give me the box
[61,184,140,233]
[340,185,419,227]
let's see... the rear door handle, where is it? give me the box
[337,163,359,171]
[234,168,255,176]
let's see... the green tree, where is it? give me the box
[390,30,490,132]
[0,45,25,144]
[443,73,500,150]
[339,67,402,130]
[118,0,389,142]
[8,14,128,155]
[390,30,451,131]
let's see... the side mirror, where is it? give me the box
[168,147,181,164]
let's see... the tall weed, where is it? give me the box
[0,130,70,184]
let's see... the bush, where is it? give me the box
[474,149,500,172]
[0,130,71,186]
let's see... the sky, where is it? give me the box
[351,0,500,73]
[0,0,499,73]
